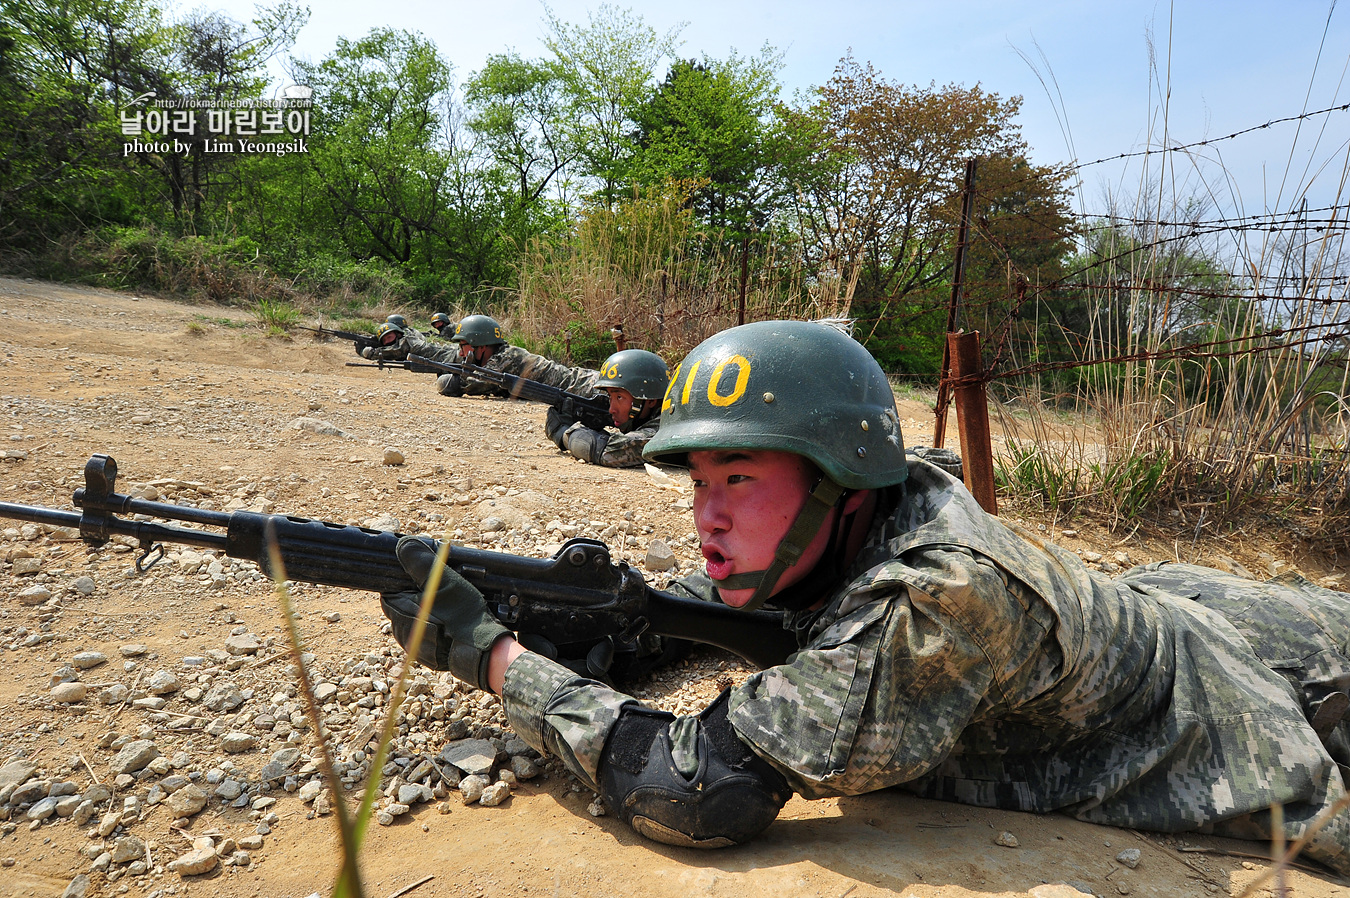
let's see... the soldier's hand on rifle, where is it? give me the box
[545,407,575,450]
[379,536,511,691]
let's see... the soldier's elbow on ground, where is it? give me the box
[565,426,609,465]
[598,699,791,849]
[436,373,464,397]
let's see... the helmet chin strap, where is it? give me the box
[620,398,656,433]
[711,477,847,613]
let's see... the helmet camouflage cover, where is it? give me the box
[451,314,506,347]
[643,320,907,490]
[596,349,669,401]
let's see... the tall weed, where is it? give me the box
[506,183,830,362]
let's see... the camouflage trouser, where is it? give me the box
[1122,562,1350,871]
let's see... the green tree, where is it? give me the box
[152,4,305,227]
[542,2,683,208]
[298,29,455,266]
[0,0,169,247]
[297,28,522,298]
[464,52,574,240]
[627,48,794,239]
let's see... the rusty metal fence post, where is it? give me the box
[933,157,978,448]
[949,330,997,515]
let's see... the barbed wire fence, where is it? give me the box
[917,101,1350,543]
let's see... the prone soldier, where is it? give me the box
[396,314,596,399]
[429,312,455,337]
[545,349,668,469]
[380,319,1350,872]
[358,322,410,361]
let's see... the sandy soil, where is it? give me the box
[0,275,1346,898]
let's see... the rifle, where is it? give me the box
[408,355,614,432]
[0,455,795,672]
[297,325,379,352]
[346,360,440,374]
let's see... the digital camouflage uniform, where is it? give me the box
[557,416,661,469]
[401,330,599,398]
[502,457,1350,873]
[552,347,668,469]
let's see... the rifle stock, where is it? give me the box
[407,355,614,431]
[0,455,795,669]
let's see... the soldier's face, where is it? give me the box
[458,344,490,364]
[605,388,635,426]
[688,449,835,608]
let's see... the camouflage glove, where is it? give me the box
[379,536,510,691]
[545,407,575,450]
[564,421,609,465]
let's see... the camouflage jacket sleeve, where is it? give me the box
[401,329,460,364]
[500,571,729,789]
[501,651,637,791]
[725,545,1029,800]
[561,417,660,468]
[488,347,599,396]
[362,337,408,361]
[596,418,659,468]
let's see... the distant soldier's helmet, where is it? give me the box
[451,315,507,347]
[596,350,669,402]
[376,322,406,346]
[385,314,410,329]
[643,320,907,611]
[430,312,453,332]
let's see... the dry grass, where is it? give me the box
[993,216,1349,552]
[505,182,852,363]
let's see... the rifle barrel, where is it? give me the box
[0,456,795,668]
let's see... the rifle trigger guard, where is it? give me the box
[619,616,650,643]
[135,542,165,573]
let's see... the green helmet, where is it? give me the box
[644,320,906,490]
[596,349,669,401]
[385,314,409,329]
[376,321,406,346]
[645,320,906,611]
[430,312,453,332]
[451,314,506,347]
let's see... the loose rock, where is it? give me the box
[168,848,219,876]
[643,539,678,572]
[50,682,87,703]
[109,741,160,776]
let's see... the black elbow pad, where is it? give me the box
[436,373,464,397]
[599,690,791,849]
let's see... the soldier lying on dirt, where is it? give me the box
[374,314,668,469]
[380,320,1350,873]
[544,349,668,469]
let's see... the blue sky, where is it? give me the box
[202,0,1350,217]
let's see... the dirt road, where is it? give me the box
[0,276,1345,898]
